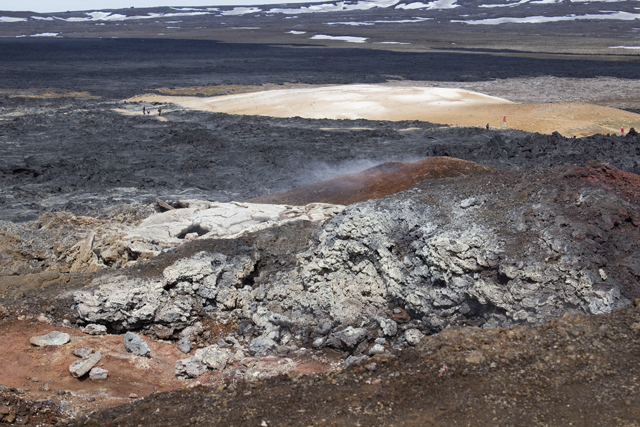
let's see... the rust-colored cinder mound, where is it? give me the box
[246,157,495,206]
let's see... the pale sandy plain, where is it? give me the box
[127,84,640,137]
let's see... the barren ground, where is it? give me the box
[1,6,640,425]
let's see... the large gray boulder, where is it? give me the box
[123,332,151,357]
[327,327,368,351]
[248,337,277,357]
[175,356,208,379]
[194,345,232,371]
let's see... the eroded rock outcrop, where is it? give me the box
[73,163,640,354]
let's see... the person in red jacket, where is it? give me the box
[502,116,507,128]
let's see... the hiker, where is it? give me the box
[142,106,146,115]
[486,123,490,130]
[158,106,162,116]
[502,116,507,128]
[622,127,625,136]
[147,108,151,115]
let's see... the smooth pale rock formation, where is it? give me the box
[89,367,108,380]
[30,331,70,347]
[69,352,101,378]
[123,332,151,357]
[123,201,343,254]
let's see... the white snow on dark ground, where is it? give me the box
[310,34,369,43]
[453,10,640,25]
[396,0,459,10]
[2,0,640,35]
[0,17,27,22]
[326,17,432,25]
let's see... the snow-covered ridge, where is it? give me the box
[453,10,640,25]
[268,0,400,14]
[1,0,639,27]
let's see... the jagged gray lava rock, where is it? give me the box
[123,332,151,358]
[72,163,640,355]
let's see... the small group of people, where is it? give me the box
[142,106,162,115]
[486,116,508,130]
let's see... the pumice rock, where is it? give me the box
[175,356,208,379]
[404,329,424,346]
[194,345,232,371]
[89,367,108,381]
[69,352,101,378]
[123,332,151,358]
[30,331,70,347]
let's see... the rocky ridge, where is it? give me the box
[71,162,640,379]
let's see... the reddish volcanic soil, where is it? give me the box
[246,157,494,206]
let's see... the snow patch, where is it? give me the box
[327,17,432,25]
[287,30,307,34]
[453,10,640,24]
[480,0,530,8]
[0,16,27,22]
[220,7,262,16]
[310,34,369,43]
[396,0,459,9]
[270,0,400,15]
[30,32,58,37]
[56,11,210,22]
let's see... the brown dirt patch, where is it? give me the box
[0,317,337,422]
[69,303,640,427]
[246,156,494,206]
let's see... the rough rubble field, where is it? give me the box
[1,2,640,426]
